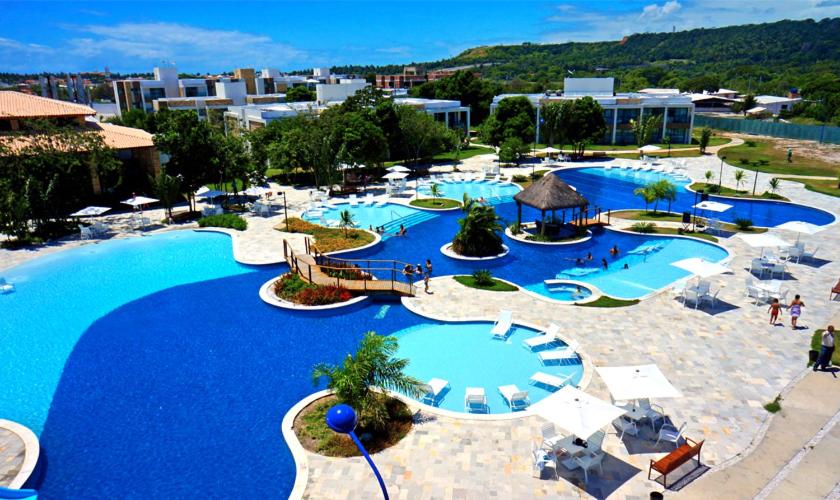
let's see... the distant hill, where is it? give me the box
[334,18,840,95]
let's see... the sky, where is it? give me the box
[1,0,839,74]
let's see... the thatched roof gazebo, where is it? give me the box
[514,174,589,235]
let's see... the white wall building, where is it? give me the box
[215,79,247,106]
[315,80,369,104]
[754,95,801,115]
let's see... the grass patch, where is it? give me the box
[410,198,461,209]
[627,223,720,242]
[197,213,247,231]
[612,150,704,160]
[718,140,839,177]
[454,275,518,292]
[293,395,413,457]
[513,169,550,188]
[764,395,783,413]
[615,210,766,234]
[798,178,840,198]
[280,217,375,252]
[577,296,640,308]
[689,182,789,201]
[384,145,494,167]
[810,329,840,366]
[611,210,683,222]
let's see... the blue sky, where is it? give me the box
[1,1,839,74]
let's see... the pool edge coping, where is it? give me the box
[0,419,39,490]
[258,276,370,311]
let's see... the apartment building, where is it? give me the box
[375,66,428,89]
[491,78,695,145]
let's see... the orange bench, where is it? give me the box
[648,437,704,488]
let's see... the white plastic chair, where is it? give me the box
[498,385,530,411]
[522,323,561,350]
[540,422,559,452]
[568,450,605,483]
[683,289,701,309]
[801,246,819,262]
[701,289,719,308]
[655,422,686,448]
[614,417,639,440]
[746,286,769,305]
[490,310,513,339]
[421,378,449,406]
[750,259,767,277]
[770,262,786,279]
[639,399,666,431]
[532,443,558,479]
[538,340,581,364]
[79,225,94,240]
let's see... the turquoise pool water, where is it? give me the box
[417,180,520,202]
[303,202,436,232]
[393,322,583,413]
[524,282,594,302]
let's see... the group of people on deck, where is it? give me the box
[403,259,433,294]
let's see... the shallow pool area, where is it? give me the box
[417,179,520,202]
[524,282,594,302]
[304,202,437,233]
[393,322,584,413]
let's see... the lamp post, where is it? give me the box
[326,404,389,500]
[280,191,289,231]
[717,156,726,191]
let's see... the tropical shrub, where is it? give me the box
[312,332,424,430]
[704,184,721,193]
[197,213,247,231]
[451,195,504,257]
[512,174,528,183]
[472,269,494,286]
[296,286,352,306]
[509,222,521,235]
[630,222,656,233]
[745,140,757,147]
[739,158,750,165]
[734,217,754,231]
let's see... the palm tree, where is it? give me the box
[452,203,504,257]
[338,209,356,237]
[312,332,423,430]
[768,177,781,195]
[634,185,657,213]
[652,179,677,214]
[429,183,442,206]
[704,170,714,184]
[734,169,746,192]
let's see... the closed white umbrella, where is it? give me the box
[596,364,682,402]
[387,165,411,173]
[530,385,626,439]
[692,200,733,212]
[774,221,826,243]
[671,257,730,278]
[70,206,111,217]
[382,172,409,180]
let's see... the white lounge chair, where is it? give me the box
[490,310,513,339]
[348,194,358,207]
[464,387,487,413]
[319,215,339,228]
[363,193,374,206]
[0,278,15,294]
[374,196,388,207]
[421,378,449,406]
[529,372,573,390]
[498,385,530,411]
[522,323,561,350]
[537,340,580,364]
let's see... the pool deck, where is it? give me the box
[0,419,39,489]
[2,151,840,498]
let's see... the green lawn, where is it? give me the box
[613,210,767,233]
[799,178,840,198]
[410,198,461,209]
[384,144,494,167]
[577,296,640,308]
[688,182,789,201]
[718,140,839,177]
[628,224,720,242]
[810,329,840,366]
[612,149,704,160]
[453,275,518,292]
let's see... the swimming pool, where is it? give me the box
[417,179,520,202]
[393,322,583,413]
[303,202,437,232]
[557,167,835,227]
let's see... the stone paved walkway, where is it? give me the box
[0,427,25,487]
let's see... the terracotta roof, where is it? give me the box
[514,174,589,210]
[86,122,155,149]
[0,91,96,119]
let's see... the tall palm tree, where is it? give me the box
[734,169,746,192]
[338,209,356,237]
[312,332,423,430]
[634,185,657,213]
[652,179,677,214]
[429,183,442,206]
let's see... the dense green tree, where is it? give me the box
[630,114,663,147]
[106,108,158,132]
[451,194,504,257]
[285,86,315,102]
[153,111,218,211]
[539,102,566,147]
[560,97,606,158]
[150,168,182,222]
[498,137,529,165]
[328,110,389,167]
[411,70,501,124]
[396,106,456,164]
[478,96,535,146]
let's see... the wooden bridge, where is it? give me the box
[282,239,417,297]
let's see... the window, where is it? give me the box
[667,107,690,124]
[184,86,199,97]
[614,129,636,145]
[616,108,639,125]
[146,87,166,100]
[667,128,688,144]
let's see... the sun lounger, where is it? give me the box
[421,378,449,406]
[490,310,513,339]
[538,340,580,364]
[363,193,374,206]
[498,385,530,411]
[348,194,358,207]
[374,196,389,207]
[523,323,561,350]
[464,387,487,412]
[529,372,573,390]
[319,215,339,228]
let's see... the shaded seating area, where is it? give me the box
[513,174,591,237]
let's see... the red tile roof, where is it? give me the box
[0,91,96,119]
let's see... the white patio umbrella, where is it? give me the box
[692,200,733,212]
[382,172,409,181]
[194,188,227,201]
[529,385,626,439]
[540,146,562,154]
[774,221,826,243]
[639,144,662,153]
[671,257,730,278]
[244,185,271,197]
[738,233,792,249]
[596,364,682,402]
[70,206,111,217]
[387,165,411,173]
[121,195,158,207]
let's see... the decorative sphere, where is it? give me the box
[325,404,358,434]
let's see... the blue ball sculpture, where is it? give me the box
[325,404,358,434]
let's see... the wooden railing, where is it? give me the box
[282,238,417,296]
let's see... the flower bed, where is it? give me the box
[273,273,353,306]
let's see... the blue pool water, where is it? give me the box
[393,322,583,413]
[524,282,593,302]
[304,202,436,232]
[558,167,835,227]
[417,180,520,201]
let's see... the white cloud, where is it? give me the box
[640,1,682,20]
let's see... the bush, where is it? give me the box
[530,170,546,180]
[745,140,757,147]
[273,273,353,305]
[704,184,721,194]
[508,222,521,235]
[630,222,656,233]
[525,233,553,242]
[734,217,754,230]
[512,174,528,182]
[759,159,770,166]
[739,158,750,165]
[472,269,494,286]
[198,213,247,231]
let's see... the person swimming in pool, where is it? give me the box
[398,224,407,236]
[623,263,629,270]
[602,258,608,270]
[610,245,620,257]
[587,252,593,261]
